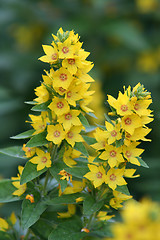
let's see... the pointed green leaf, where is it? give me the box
[104,113,114,125]
[83,195,104,216]
[21,191,47,229]
[82,135,97,145]
[74,142,88,157]
[82,126,96,133]
[86,112,98,119]
[78,113,90,127]
[137,157,149,168]
[0,179,19,203]
[31,218,53,239]
[21,162,47,184]
[26,131,49,148]
[0,146,25,159]
[45,193,85,205]
[31,100,51,112]
[24,101,37,105]
[10,129,35,139]
[0,232,12,240]
[65,166,89,179]
[115,185,130,195]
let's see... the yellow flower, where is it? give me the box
[124,169,140,178]
[91,128,108,150]
[62,55,84,74]
[105,121,122,145]
[75,70,95,83]
[97,211,115,221]
[34,84,49,104]
[76,197,84,203]
[29,112,49,135]
[48,97,70,116]
[59,180,84,195]
[105,168,127,190]
[133,99,152,116]
[38,44,58,63]
[121,114,142,135]
[58,170,72,182]
[9,212,17,225]
[63,147,80,167]
[99,145,125,168]
[57,204,76,218]
[46,124,66,145]
[110,190,132,209]
[123,142,144,166]
[125,127,151,142]
[64,81,82,107]
[0,218,8,232]
[57,38,75,59]
[65,126,84,147]
[11,166,27,196]
[58,110,82,131]
[52,67,73,89]
[22,144,36,158]
[137,51,159,72]
[26,194,35,203]
[29,148,51,171]
[84,164,106,188]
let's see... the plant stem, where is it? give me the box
[24,229,30,240]
[86,212,96,230]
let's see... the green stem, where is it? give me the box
[86,212,96,230]
[24,229,30,240]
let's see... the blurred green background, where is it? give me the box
[0,0,160,216]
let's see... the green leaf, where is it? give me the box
[24,101,37,105]
[115,138,124,148]
[31,218,53,240]
[65,166,89,179]
[83,195,104,216]
[0,179,19,203]
[31,100,51,112]
[21,162,47,184]
[0,146,25,159]
[26,131,49,148]
[0,231,12,240]
[83,126,97,133]
[49,162,67,192]
[21,191,47,229]
[74,142,88,157]
[115,185,130,195]
[137,157,149,168]
[49,217,87,240]
[82,135,97,145]
[104,113,114,125]
[10,129,35,139]
[78,113,90,127]
[45,193,85,205]
[86,112,98,119]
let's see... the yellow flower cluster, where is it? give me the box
[107,199,160,240]
[84,83,153,209]
[0,213,16,232]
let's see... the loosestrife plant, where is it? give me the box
[0,28,153,240]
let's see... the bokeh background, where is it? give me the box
[0,0,160,216]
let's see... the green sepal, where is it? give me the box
[137,157,149,168]
[83,195,104,216]
[78,113,90,127]
[26,131,49,148]
[31,100,51,112]
[115,138,124,148]
[82,135,97,145]
[0,179,19,203]
[0,146,26,159]
[10,129,35,139]
[20,162,47,185]
[49,162,67,192]
[21,191,47,229]
[74,142,89,157]
[45,193,85,205]
[65,166,89,179]
[48,217,87,240]
[115,185,130,195]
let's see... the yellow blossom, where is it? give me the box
[97,211,115,221]
[11,166,27,196]
[133,99,152,116]
[39,44,58,63]
[46,124,66,145]
[58,170,72,182]
[125,127,151,142]
[105,168,127,190]
[34,84,49,104]
[52,67,73,89]
[65,126,84,147]
[84,164,106,188]
[91,127,108,150]
[0,218,8,232]
[62,55,84,74]
[29,148,51,171]
[105,121,122,145]
[59,180,84,195]
[121,114,142,135]
[64,81,82,106]
[58,110,81,131]
[25,194,35,203]
[22,144,36,158]
[63,147,81,167]
[28,112,49,135]
[57,38,76,59]
[123,142,144,166]
[57,204,76,218]
[48,97,70,116]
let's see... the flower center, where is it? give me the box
[126,132,131,138]
[111,130,117,137]
[125,150,132,158]
[51,53,57,60]
[134,103,140,111]
[62,46,69,54]
[67,131,74,138]
[96,171,103,179]
[124,117,132,125]
[60,73,67,81]
[121,104,128,112]
[57,102,64,109]
[39,124,45,129]
[41,156,47,163]
[59,87,66,93]
[67,91,72,98]
[109,174,116,181]
[68,58,75,65]
[54,130,60,137]
[65,113,72,120]
[110,150,117,158]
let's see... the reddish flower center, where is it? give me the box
[59,87,66,93]
[96,171,103,179]
[60,73,67,81]
[126,150,132,158]
[111,130,117,137]
[124,117,132,125]
[68,58,75,65]
[110,150,117,157]
[67,131,74,138]
[121,104,128,112]
[54,130,60,137]
[41,156,47,163]
[126,132,131,138]
[51,53,57,60]
[134,103,140,111]
[62,46,69,54]
[57,102,64,109]
[39,124,45,129]
[65,113,72,120]
[109,174,116,181]
[67,91,72,98]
